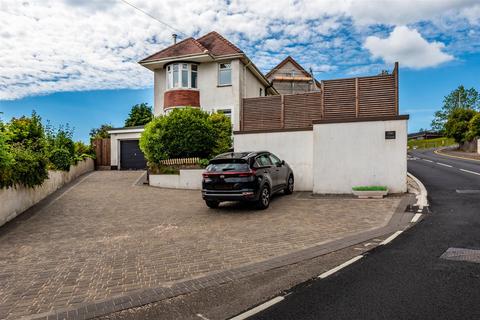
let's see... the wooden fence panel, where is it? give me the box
[92,138,111,167]
[241,68,399,131]
[358,75,396,117]
[284,92,323,128]
[242,96,282,131]
[323,78,356,120]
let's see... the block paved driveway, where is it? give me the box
[0,171,402,319]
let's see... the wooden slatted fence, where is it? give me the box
[92,138,111,168]
[240,63,399,131]
[160,157,199,166]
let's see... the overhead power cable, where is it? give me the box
[118,0,188,38]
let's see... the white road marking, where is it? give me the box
[381,231,403,245]
[460,169,480,176]
[197,314,210,320]
[422,159,433,163]
[436,162,452,168]
[411,213,422,223]
[229,296,285,320]
[318,255,364,279]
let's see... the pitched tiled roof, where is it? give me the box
[196,31,243,56]
[265,56,311,79]
[140,37,208,62]
[140,31,243,63]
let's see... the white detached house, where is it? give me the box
[109,31,277,170]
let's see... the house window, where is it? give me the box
[191,64,197,88]
[166,63,198,89]
[218,62,232,86]
[259,88,263,96]
[217,108,231,118]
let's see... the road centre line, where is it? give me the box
[460,168,480,176]
[436,162,452,168]
[422,159,433,163]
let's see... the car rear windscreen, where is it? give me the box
[206,159,250,172]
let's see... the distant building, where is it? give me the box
[266,56,320,95]
[408,131,443,140]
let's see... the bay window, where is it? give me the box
[166,63,198,89]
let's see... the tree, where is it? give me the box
[90,123,113,140]
[444,108,477,143]
[125,103,153,127]
[466,113,480,141]
[431,85,479,132]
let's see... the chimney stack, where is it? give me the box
[172,33,177,44]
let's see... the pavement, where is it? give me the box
[251,149,480,320]
[0,171,410,320]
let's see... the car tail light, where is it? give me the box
[202,169,256,178]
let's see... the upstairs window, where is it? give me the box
[218,62,232,86]
[166,63,198,89]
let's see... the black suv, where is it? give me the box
[201,151,294,209]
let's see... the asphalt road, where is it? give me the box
[250,149,480,320]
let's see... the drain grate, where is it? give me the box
[440,247,480,264]
[456,189,480,194]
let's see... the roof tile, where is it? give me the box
[140,31,242,63]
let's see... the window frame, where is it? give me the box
[218,62,232,86]
[166,62,199,90]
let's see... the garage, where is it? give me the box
[120,140,147,170]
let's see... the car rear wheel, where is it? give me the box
[205,200,220,208]
[256,185,270,210]
[284,175,294,195]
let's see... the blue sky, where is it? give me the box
[1,0,480,142]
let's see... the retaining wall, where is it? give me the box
[149,169,203,190]
[0,159,94,227]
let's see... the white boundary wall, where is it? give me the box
[149,169,204,190]
[234,118,408,194]
[313,119,407,193]
[233,130,314,191]
[0,158,94,227]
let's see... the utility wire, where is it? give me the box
[118,0,188,38]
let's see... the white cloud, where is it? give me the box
[364,26,454,69]
[0,0,478,100]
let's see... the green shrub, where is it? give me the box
[0,132,15,188]
[140,108,217,164]
[352,186,388,191]
[198,158,210,168]
[466,113,480,141]
[6,112,46,153]
[10,146,49,188]
[49,148,72,171]
[209,112,232,156]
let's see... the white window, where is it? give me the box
[217,108,232,118]
[166,63,198,89]
[218,62,232,86]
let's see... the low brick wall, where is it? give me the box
[149,169,203,190]
[0,158,94,227]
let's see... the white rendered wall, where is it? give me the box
[0,159,94,227]
[233,130,314,191]
[149,169,204,190]
[312,119,408,194]
[109,131,142,167]
[152,59,265,131]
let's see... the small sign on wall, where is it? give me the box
[385,131,396,139]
